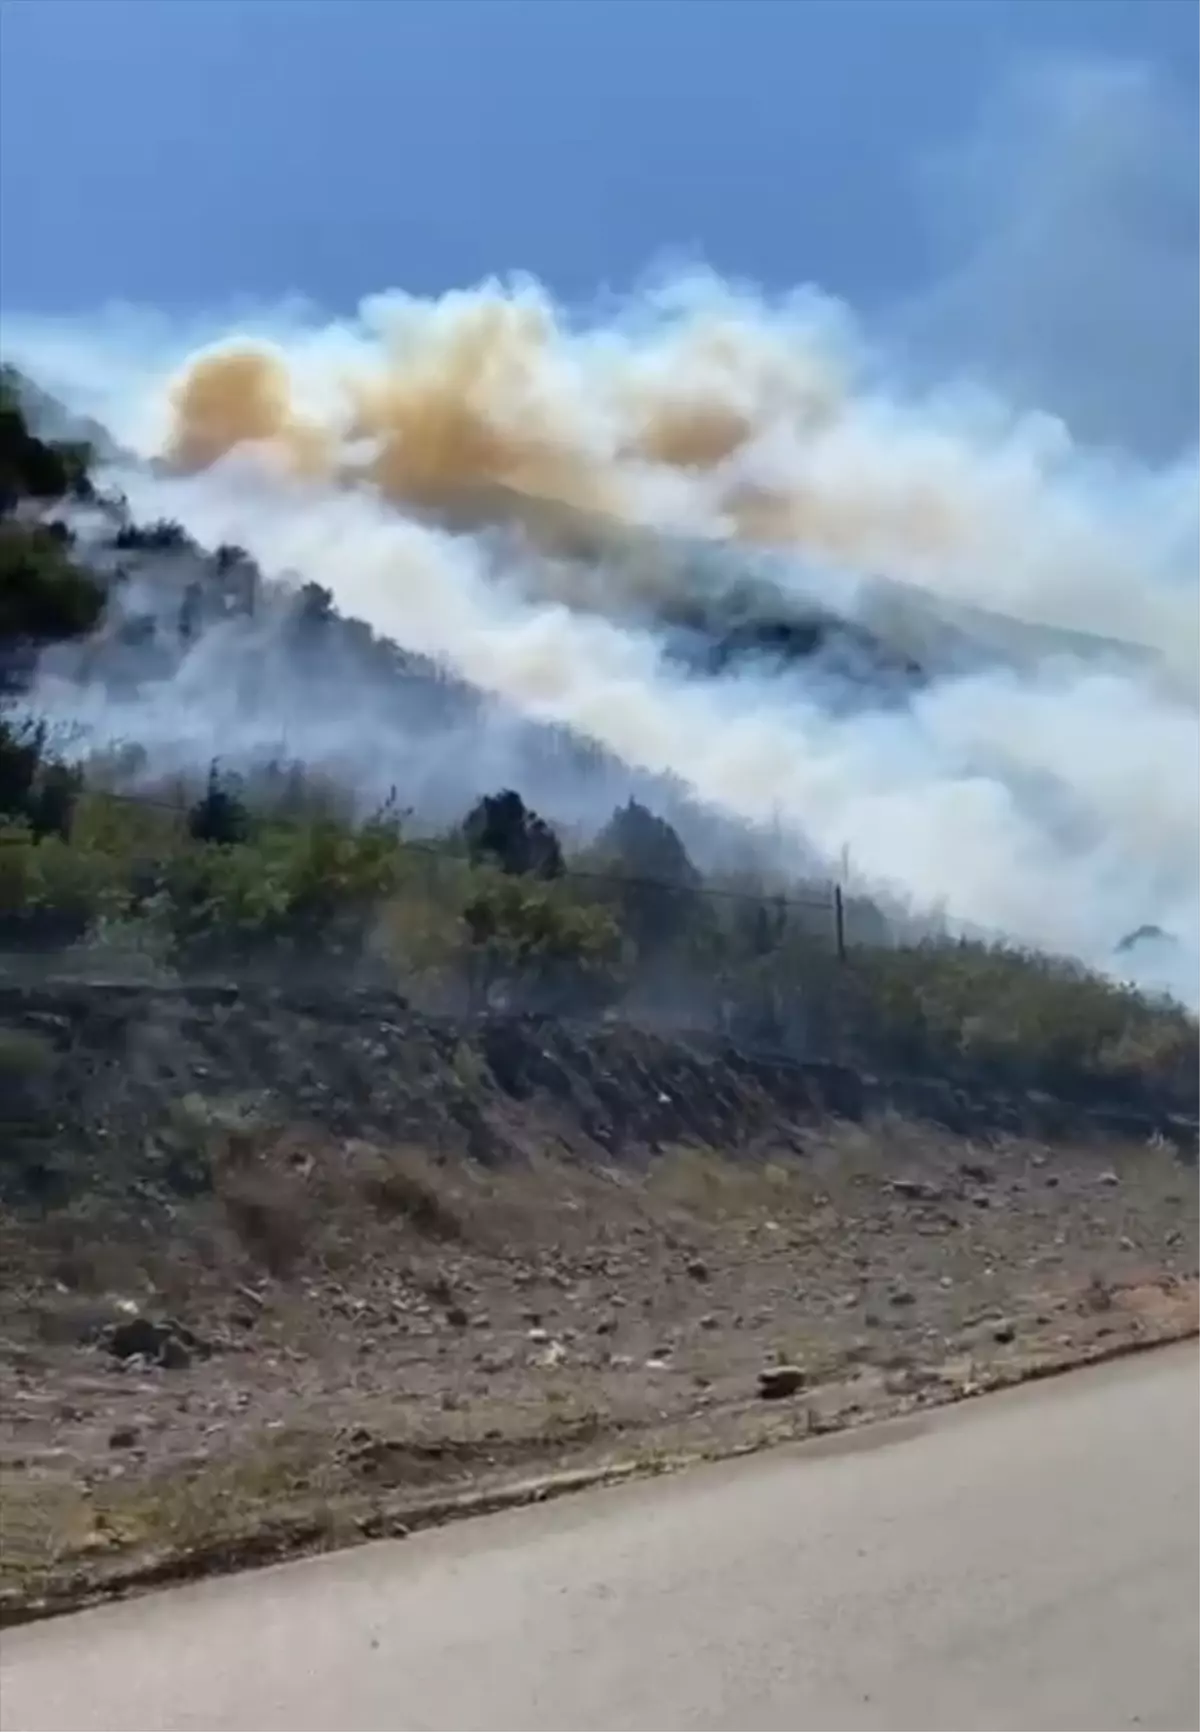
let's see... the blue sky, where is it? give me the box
[0,0,1195,312]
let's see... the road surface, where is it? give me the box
[3,1344,1197,1732]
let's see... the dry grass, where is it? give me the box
[353,1145,467,1241]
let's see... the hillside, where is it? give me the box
[1,972,1196,1622]
[0,367,1196,1622]
[8,364,1163,810]
[436,475,1163,680]
[2,365,1196,1124]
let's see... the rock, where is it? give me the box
[698,1313,719,1330]
[158,1336,192,1371]
[108,1425,139,1449]
[1098,1170,1120,1187]
[757,1364,807,1400]
[890,1288,916,1307]
[959,1160,994,1185]
[595,1315,618,1335]
[970,1192,992,1210]
[105,1317,171,1362]
[444,1305,470,1329]
[991,1321,1016,1345]
[103,1315,206,1368]
[684,1256,710,1283]
[888,1178,944,1203]
[475,1348,515,1373]
[526,1326,550,1344]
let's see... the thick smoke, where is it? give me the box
[5,56,1196,1001]
[101,448,1197,991]
[29,271,1195,666]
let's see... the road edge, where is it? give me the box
[2,1317,1195,1632]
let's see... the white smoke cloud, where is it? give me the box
[99,449,1196,1000]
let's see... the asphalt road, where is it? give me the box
[3,1344,1197,1732]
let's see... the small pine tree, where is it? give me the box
[28,760,82,843]
[590,799,700,958]
[596,799,699,888]
[187,764,252,847]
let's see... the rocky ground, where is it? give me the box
[1,984,1196,1621]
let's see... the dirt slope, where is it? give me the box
[1,980,1195,1621]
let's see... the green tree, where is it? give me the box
[463,790,564,880]
[0,720,82,839]
[0,367,73,508]
[0,523,106,668]
[586,799,700,958]
[187,765,253,847]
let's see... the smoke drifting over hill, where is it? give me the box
[4,56,1196,999]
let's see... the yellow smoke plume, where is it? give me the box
[162,279,973,573]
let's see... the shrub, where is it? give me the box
[461,867,624,1012]
[0,824,129,950]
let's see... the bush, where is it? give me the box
[461,867,625,1012]
[0,824,129,950]
[163,808,409,967]
[356,1147,464,1239]
[842,940,1198,1106]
